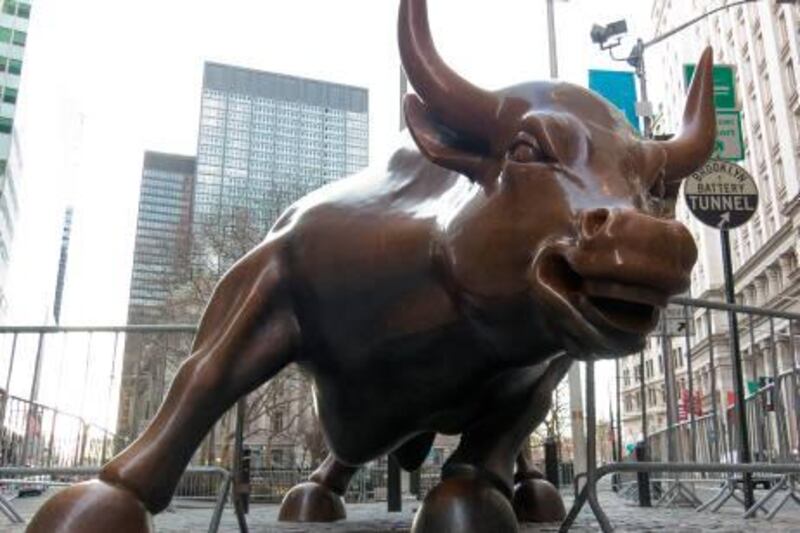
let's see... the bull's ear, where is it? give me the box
[404,94,492,183]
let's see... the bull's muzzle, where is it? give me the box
[529,207,698,355]
[568,208,698,298]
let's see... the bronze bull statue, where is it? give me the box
[29,0,715,531]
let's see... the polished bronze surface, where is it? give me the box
[512,479,567,523]
[27,0,715,531]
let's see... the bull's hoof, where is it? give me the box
[512,478,566,523]
[277,481,346,522]
[412,476,518,533]
[27,480,152,533]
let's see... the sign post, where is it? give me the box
[684,160,759,510]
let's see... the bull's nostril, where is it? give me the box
[581,208,610,239]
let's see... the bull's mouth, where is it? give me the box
[532,250,666,355]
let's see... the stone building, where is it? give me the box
[620,0,800,455]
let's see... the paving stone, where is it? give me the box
[5,484,800,532]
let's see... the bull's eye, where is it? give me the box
[508,139,544,163]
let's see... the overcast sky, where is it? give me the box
[3,0,658,424]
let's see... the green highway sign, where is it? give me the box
[683,64,736,109]
[713,110,745,161]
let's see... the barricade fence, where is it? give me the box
[571,297,800,532]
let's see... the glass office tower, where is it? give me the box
[195,63,369,271]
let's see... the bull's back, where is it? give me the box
[277,144,468,363]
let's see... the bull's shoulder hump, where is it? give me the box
[270,149,461,238]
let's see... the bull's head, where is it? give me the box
[399,0,714,358]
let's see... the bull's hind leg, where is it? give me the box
[278,453,359,522]
[27,241,299,533]
[513,448,566,523]
[411,355,572,533]
[278,432,436,522]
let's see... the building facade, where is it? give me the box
[116,152,196,444]
[194,63,369,274]
[619,0,800,451]
[0,0,31,318]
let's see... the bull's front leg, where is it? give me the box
[411,355,572,533]
[27,241,299,533]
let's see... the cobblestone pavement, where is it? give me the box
[5,483,800,532]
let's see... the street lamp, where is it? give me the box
[590,0,795,138]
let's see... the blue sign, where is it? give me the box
[588,70,639,133]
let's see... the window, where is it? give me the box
[786,59,797,98]
[16,2,30,19]
[270,449,284,467]
[12,30,26,47]
[271,411,284,433]
[767,113,778,149]
[0,27,11,43]
[2,1,14,15]
[3,87,16,105]
[778,12,789,49]
[9,59,22,75]
[0,117,12,134]
[775,158,786,194]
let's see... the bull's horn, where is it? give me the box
[398,0,500,142]
[661,46,717,181]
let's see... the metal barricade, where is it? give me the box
[563,297,800,531]
[0,466,231,531]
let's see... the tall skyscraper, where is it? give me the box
[117,152,196,444]
[52,206,73,325]
[194,63,369,271]
[0,0,31,317]
[619,1,800,446]
[126,152,196,324]
[118,66,369,451]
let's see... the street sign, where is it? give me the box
[713,111,744,161]
[684,161,758,230]
[683,64,737,109]
[654,305,695,337]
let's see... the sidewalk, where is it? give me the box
[5,484,800,532]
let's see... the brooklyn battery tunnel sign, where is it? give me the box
[684,160,759,230]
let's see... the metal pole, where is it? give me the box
[21,332,45,466]
[232,397,249,531]
[707,309,720,463]
[720,230,753,510]
[639,351,647,442]
[661,319,676,463]
[387,454,402,512]
[399,68,408,130]
[638,351,651,507]
[684,305,697,463]
[615,358,622,463]
[633,40,652,139]
[546,0,558,79]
